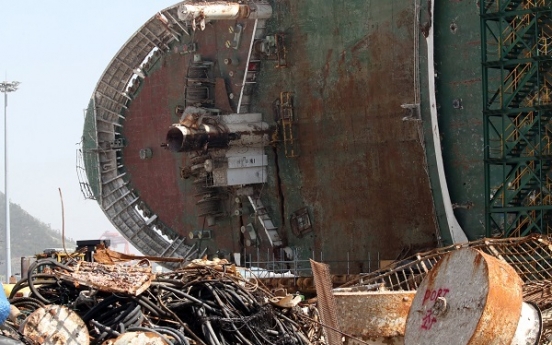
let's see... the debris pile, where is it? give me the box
[3,255,324,345]
[342,234,552,344]
[13,235,552,344]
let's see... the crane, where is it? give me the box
[99,231,131,254]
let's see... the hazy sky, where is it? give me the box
[0,1,178,251]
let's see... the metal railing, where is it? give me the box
[242,247,380,277]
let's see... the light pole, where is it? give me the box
[0,81,20,281]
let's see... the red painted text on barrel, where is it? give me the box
[421,310,437,330]
[422,287,450,305]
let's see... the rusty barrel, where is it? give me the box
[404,247,541,345]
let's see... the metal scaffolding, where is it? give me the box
[482,0,552,237]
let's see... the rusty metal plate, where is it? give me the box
[101,331,170,345]
[55,259,152,296]
[404,248,523,345]
[20,305,89,345]
[335,290,415,343]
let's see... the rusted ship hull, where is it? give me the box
[81,0,552,273]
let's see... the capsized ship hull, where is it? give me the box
[81,0,492,273]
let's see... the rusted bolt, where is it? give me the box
[432,296,448,316]
[450,23,458,34]
[452,98,463,109]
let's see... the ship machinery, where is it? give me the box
[78,0,552,274]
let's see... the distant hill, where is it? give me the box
[0,192,76,279]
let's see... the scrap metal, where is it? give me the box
[2,255,323,345]
[55,259,153,296]
[310,259,340,345]
[344,234,552,345]
[344,235,552,294]
[21,305,90,345]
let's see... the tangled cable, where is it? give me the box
[3,258,321,345]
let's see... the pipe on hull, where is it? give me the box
[166,114,269,153]
[178,1,271,23]
[166,125,228,152]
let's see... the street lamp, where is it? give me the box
[0,81,20,281]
